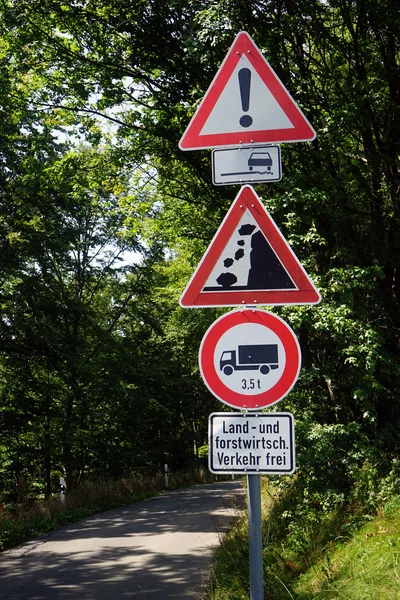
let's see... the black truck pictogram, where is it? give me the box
[220,344,279,376]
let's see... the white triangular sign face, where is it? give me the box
[202,205,297,292]
[179,31,316,150]
[180,186,321,307]
[200,54,294,136]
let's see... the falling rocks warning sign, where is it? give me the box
[208,412,295,474]
[180,185,321,307]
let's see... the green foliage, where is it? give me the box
[293,497,400,599]
[208,472,400,600]
[1,4,400,580]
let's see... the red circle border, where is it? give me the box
[199,309,301,409]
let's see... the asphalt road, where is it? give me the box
[0,480,244,600]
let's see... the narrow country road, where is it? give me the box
[0,480,244,600]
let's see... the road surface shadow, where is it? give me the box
[0,481,245,600]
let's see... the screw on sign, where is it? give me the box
[199,309,301,410]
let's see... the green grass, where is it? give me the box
[294,497,400,599]
[207,484,400,600]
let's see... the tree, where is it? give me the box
[1,0,400,503]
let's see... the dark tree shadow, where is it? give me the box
[0,481,245,600]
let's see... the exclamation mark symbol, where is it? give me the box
[238,68,253,128]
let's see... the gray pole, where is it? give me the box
[247,473,264,600]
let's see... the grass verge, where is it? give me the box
[207,480,400,600]
[293,495,400,599]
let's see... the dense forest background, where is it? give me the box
[0,0,399,513]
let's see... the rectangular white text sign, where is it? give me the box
[209,412,295,474]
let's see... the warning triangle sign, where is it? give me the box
[179,31,316,150]
[180,186,321,307]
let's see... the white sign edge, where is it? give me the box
[208,411,296,474]
[179,184,322,308]
[178,31,316,151]
[211,144,282,186]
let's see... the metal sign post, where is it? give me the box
[248,473,264,600]
[179,30,318,600]
[208,411,296,599]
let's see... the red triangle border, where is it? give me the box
[179,31,316,150]
[180,186,321,307]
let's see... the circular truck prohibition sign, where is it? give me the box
[199,309,301,409]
